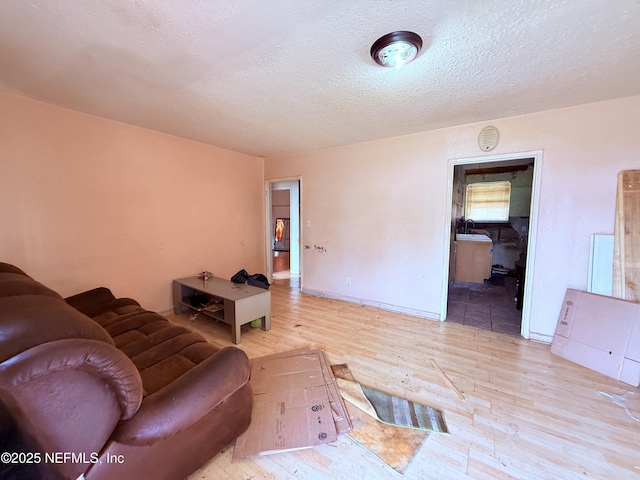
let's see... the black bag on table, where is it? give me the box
[230,269,249,284]
[230,269,270,289]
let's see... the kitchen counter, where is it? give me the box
[455,234,493,283]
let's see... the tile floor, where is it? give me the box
[446,280,522,335]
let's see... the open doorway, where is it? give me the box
[266,179,301,289]
[442,151,543,339]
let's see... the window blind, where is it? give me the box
[465,181,511,221]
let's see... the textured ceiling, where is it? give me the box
[1,1,640,158]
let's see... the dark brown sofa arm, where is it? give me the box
[0,339,143,418]
[113,346,251,445]
[66,287,141,318]
[65,287,117,310]
[0,339,143,480]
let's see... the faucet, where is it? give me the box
[464,219,474,234]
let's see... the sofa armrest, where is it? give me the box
[0,339,143,419]
[66,287,140,317]
[65,287,116,309]
[0,339,143,480]
[113,346,251,445]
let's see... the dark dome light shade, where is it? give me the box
[370,31,423,69]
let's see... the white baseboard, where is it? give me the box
[528,332,553,344]
[301,288,441,321]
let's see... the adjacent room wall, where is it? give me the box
[0,92,265,312]
[265,95,640,341]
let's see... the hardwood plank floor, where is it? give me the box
[169,281,640,480]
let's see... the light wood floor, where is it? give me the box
[170,281,640,480]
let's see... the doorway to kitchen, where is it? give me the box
[442,151,543,339]
[265,179,301,289]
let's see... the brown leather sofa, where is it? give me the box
[0,262,252,480]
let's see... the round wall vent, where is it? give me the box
[478,126,500,152]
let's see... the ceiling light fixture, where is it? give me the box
[370,31,423,69]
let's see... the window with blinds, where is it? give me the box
[465,181,511,222]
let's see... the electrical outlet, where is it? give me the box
[346,277,352,285]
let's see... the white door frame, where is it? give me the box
[441,150,544,339]
[265,177,302,285]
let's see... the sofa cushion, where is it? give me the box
[89,309,220,396]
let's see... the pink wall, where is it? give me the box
[265,96,640,341]
[4,88,639,341]
[0,92,265,312]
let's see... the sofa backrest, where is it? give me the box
[0,270,63,299]
[0,262,28,276]
[0,295,115,362]
[0,270,114,363]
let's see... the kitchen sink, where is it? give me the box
[456,233,492,242]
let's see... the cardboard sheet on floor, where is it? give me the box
[310,348,353,436]
[551,288,640,386]
[233,348,351,458]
